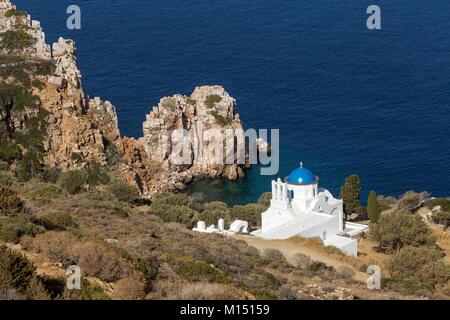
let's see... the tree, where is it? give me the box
[339,175,361,220]
[367,190,380,223]
[369,211,436,252]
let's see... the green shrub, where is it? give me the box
[424,198,450,212]
[175,259,229,283]
[0,161,8,171]
[306,261,334,273]
[149,203,198,228]
[0,185,23,214]
[14,151,44,182]
[41,211,76,230]
[39,276,66,299]
[382,277,429,295]
[34,60,56,76]
[91,202,129,218]
[255,270,282,290]
[86,163,110,186]
[31,79,45,90]
[0,171,14,186]
[41,277,110,300]
[29,183,63,201]
[369,211,436,252]
[0,140,20,162]
[387,246,450,291]
[4,9,27,18]
[42,167,61,183]
[0,245,49,299]
[147,193,205,227]
[58,170,87,194]
[0,216,41,243]
[87,188,117,202]
[257,192,272,208]
[107,180,138,202]
[204,94,222,108]
[64,279,111,300]
[0,244,34,290]
[0,57,29,85]
[14,109,49,150]
[151,192,203,211]
[138,259,158,289]
[0,84,40,110]
[199,201,229,225]
[229,204,264,228]
[111,206,129,218]
[210,111,232,127]
[0,30,35,52]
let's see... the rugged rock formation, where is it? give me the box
[0,0,50,59]
[34,37,111,170]
[0,0,253,194]
[139,85,248,192]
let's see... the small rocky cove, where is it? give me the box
[0,0,258,196]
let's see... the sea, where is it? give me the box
[14,0,450,205]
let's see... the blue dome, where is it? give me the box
[287,167,318,185]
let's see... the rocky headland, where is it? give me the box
[0,0,252,195]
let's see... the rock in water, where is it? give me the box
[0,2,252,195]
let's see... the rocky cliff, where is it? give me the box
[0,0,251,194]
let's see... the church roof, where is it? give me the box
[287,165,318,185]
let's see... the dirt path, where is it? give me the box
[234,235,368,282]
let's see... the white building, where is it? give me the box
[193,219,249,235]
[252,163,367,257]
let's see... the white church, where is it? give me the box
[251,163,367,257]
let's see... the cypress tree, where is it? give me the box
[339,175,361,220]
[367,190,380,223]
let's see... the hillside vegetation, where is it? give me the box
[1,1,449,300]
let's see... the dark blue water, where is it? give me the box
[14,0,450,204]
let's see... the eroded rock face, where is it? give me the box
[87,97,122,150]
[1,1,253,194]
[0,0,51,59]
[35,38,109,169]
[139,85,248,191]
